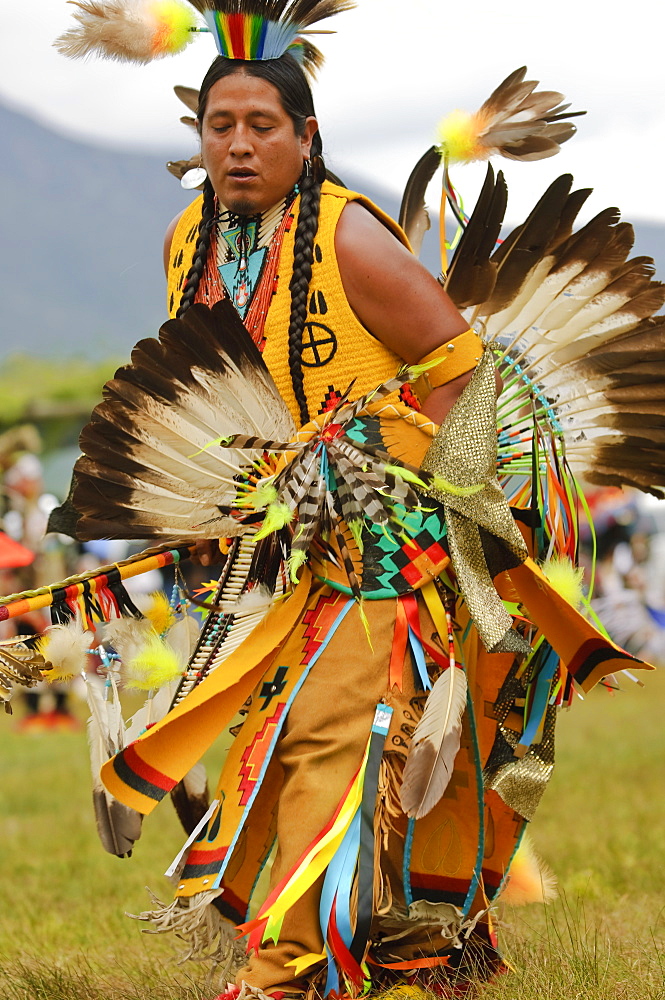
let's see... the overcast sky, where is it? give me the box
[2,0,664,225]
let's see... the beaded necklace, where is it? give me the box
[196,190,298,351]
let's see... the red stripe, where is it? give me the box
[228,13,245,57]
[389,599,408,690]
[410,873,469,893]
[123,742,174,792]
[565,637,609,679]
[369,955,450,970]
[185,845,228,865]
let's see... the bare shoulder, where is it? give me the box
[334,200,468,363]
[335,200,412,267]
[163,209,186,276]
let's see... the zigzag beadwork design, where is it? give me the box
[238,704,286,806]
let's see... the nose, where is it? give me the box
[229,125,253,157]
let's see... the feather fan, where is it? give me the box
[400,666,468,819]
[438,167,665,497]
[73,299,296,540]
[0,639,46,713]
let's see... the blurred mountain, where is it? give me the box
[1,101,664,363]
[0,102,403,363]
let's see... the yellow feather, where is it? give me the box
[134,590,175,636]
[124,633,182,690]
[436,110,487,163]
[500,833,558,905]
[542,555,585,609]
[149,0,196,55]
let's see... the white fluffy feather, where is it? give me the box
[38,615,93,680]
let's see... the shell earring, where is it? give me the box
[181,159,208,190]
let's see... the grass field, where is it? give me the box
[1,671,664,1000]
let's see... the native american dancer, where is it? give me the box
[3,2,663,998]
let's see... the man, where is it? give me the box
[53,3,653,997]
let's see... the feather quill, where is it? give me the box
[400,667,468,819]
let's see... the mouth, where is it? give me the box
[227,168,258,182]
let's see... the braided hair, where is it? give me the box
[176,54,324,425]
[175,177,216,319]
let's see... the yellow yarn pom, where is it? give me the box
[251,481,279,510]
[543,555,585,609]
[149,0,197,56]
[124,633,182,690]
[134,591,175,636]
[436,110,486,163]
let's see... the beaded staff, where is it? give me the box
[0,543,194,624]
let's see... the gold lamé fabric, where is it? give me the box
[420,348,529,653]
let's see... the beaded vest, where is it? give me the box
[166,181,417,427]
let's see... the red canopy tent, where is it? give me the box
[0,532,35,570]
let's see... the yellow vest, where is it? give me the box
[166,181,413,426]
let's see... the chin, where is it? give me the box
[226,196,258,216]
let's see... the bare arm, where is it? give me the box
[335,201,478,424]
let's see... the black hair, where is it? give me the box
[177,53,324,425]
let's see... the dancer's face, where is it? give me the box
[199,72,318,214]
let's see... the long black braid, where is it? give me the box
[175,178,216,318]
[287,150,325,424]
[178,54,326,424]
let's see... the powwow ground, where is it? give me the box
[1,671,664,1000]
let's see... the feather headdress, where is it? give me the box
[55,0,355,74]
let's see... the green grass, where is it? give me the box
[1,672,664,999]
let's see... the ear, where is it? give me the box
[300,116,319,157]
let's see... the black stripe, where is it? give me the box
[181,859,226,879]
[112,752,169,802]
[411,886,467,907]
[574,645,634,687]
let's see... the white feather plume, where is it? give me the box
[38,614,93,680]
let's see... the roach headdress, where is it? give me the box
[55,0,355,74]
